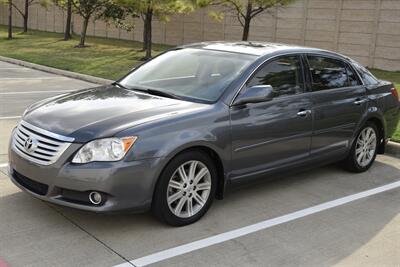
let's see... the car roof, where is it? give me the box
[179,41,348,59]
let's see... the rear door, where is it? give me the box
[230,55,313,179]
[305,54,367,156]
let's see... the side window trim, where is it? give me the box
[305,53,360,92]
[351,61,377,86]
[300,54,312,92]
[230,53,307,106]
[245,55,304,93]
[344,62,364,87]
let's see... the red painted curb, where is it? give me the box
[0,257,9,267]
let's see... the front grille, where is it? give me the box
[13,170,49,196]
[12,120,75,165]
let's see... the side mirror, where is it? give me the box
[233,85,274,106]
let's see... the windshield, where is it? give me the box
[120,48,256,103]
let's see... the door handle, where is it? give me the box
[354,99,367,105]
[297,109,312,117]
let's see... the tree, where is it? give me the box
[7,0,12,39]
[3,0,49,33]
[64,0,72,40]
[199,0,294,41]
[72,0,125,47]
[53,0,73,40]
[117,0,194,59]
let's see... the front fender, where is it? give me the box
[117,102,231,166]
[118,111,232,200]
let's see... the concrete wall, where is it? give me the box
[1,0,400,71]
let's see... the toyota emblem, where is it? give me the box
[24,137,38,153]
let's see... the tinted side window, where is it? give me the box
[351,61,379,85]
[346,65,362,86]
[246,56,304,98]
[307,56,349,91]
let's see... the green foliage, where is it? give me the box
[369,69,400,143]
[115,0,195,59]
[116,0,194,22]
[52,0,70,8]
[0,26,399,142]
[207,10,224,21]
[71,0,113,19]
[1,0,51,16]
[199,0,295,26]
[0,26,171,79]
[370,68,400,85]
[38,0,51,8]
[100,1,137,31]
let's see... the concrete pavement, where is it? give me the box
[0,61,399,267]
[0,61,95,162]
[0,61,95,117]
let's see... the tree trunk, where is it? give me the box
[78,16,90,47]
[23,0,28,32]
[142,16,147,51]
[64,0,72,41]
[242,17,251,41]
[142,8,153,59]
[241,1,252,41]
[8,0,12,39]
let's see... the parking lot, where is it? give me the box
[0,60,399,267]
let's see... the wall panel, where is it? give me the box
[0,0,399,70]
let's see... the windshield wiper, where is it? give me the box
[131,87,182,100]
[112,81,128,89]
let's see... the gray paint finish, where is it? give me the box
[7,42,400,214]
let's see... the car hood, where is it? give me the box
[23,85,208,142]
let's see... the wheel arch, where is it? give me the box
[355,113,386,154]
[365,116,385,154]
[151,144,227,204]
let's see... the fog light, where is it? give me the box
[89,191,102,205]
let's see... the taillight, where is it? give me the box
[391,87,399,102]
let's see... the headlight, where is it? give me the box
[72,136,137,163]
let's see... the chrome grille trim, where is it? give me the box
[12,120,75,165]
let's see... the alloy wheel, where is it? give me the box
[167,160,212,218]
[355,126,377,167]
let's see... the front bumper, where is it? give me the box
[8,144,165,213]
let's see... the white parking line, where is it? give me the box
[0,116,21,120]
[0,90,74,95]
[0,67,29,70]
[0,163,8,168]
[0,77,69,80]
[114,180,400,267]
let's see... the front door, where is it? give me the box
[230,55,313,180]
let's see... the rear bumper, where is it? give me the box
[8,145,165,213]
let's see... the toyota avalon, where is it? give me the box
[8,42,400,225]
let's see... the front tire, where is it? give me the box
[152,151,217,226]
[344,122,379,173]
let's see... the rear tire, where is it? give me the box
[344,122,379,173]
[152,150,217,226]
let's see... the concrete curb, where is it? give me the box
[0,56,113,85]
[387,141,400,157]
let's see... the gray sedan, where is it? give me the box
[8,42,400,225]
